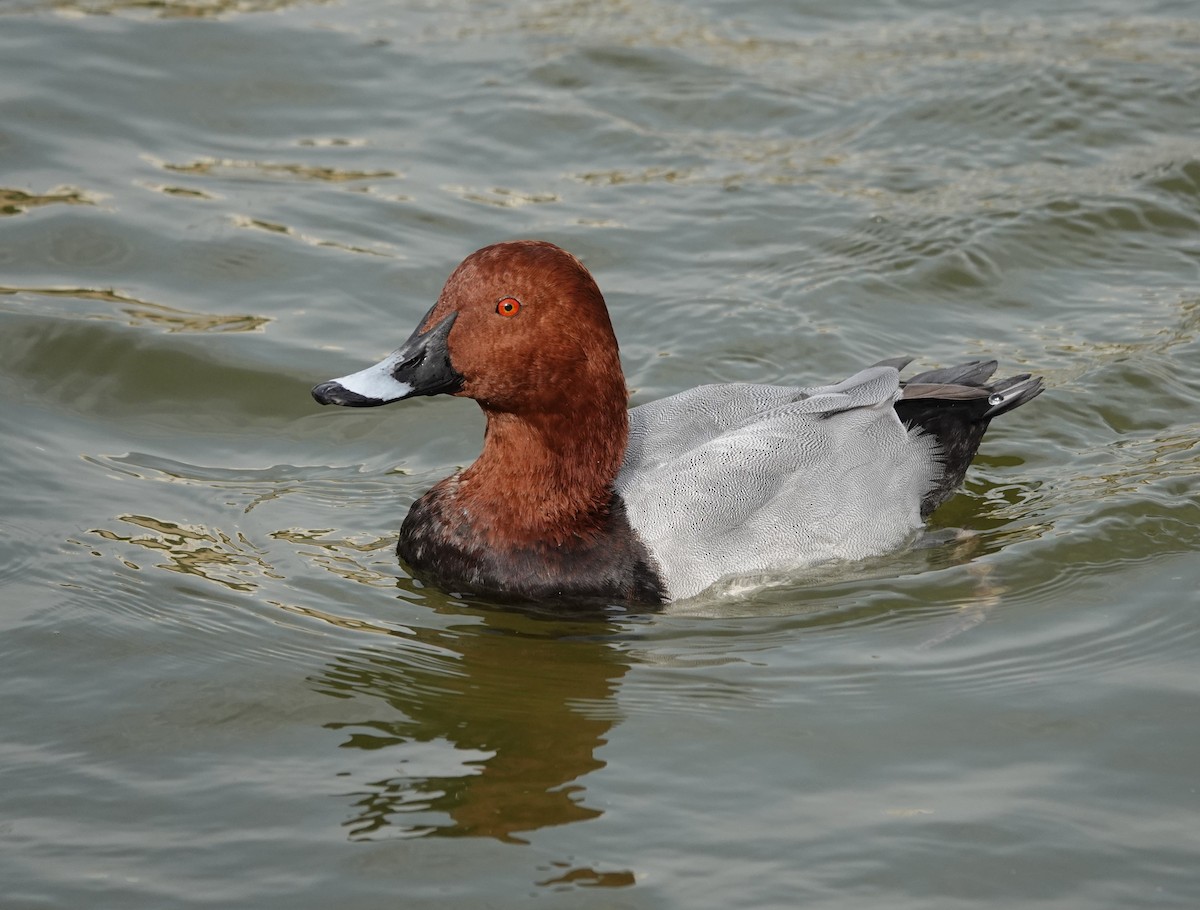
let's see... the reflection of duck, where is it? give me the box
[315,605,629,843]
[314,241,1043,603]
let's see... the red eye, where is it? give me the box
[496,297,521,317]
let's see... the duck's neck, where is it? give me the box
[458,399,629,546]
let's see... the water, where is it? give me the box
[2,0,1199,907]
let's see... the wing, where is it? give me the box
[617,367,942,600]
[622,366,904,473]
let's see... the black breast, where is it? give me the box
[397,489,666,606]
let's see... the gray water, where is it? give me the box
[2,1,1199,907]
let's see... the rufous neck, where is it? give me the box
[459,399,628,545]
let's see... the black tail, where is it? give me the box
[888,359,1044,517]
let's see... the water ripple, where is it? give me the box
[157,155,397,184]
[905,584,1199,699]
[0,519,38,589]
[0,285,269,333]
[0,185,93,216]
[230,214,395,257]
[34,0,320,16]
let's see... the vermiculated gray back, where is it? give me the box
[616,367,943,600]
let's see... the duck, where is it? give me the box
[312,240,1043,604]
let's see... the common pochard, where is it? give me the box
[313,240,1043,604]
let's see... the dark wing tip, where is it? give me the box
[982,375,1044,419]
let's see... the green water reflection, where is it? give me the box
[313,607,631,844]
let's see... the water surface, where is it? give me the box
[2,1,1198,907]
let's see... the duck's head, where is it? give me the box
[312,240,625,415]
